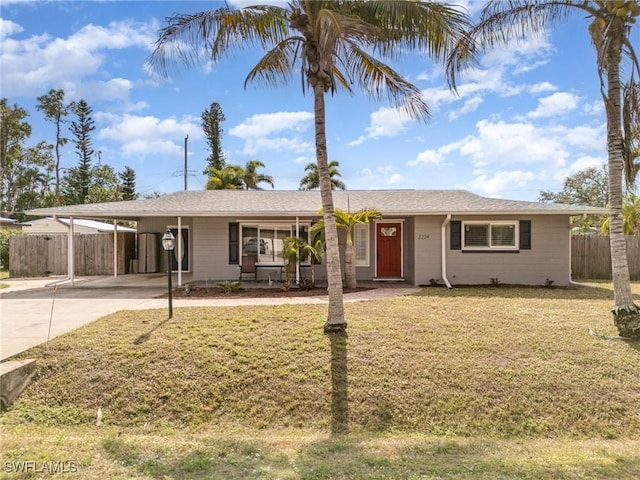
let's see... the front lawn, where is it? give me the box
[1,284,639,479]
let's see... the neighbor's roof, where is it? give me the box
[47,217,136,232]
[26,190,608,220]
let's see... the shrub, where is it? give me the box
[0,229,26,270]
[217,280,244,293]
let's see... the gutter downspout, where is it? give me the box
[441,214,453,289]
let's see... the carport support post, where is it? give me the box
[68,216,75,286]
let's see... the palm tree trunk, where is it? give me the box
[605,27,640,338]
[313,84,346,332]
[344,242,356,290]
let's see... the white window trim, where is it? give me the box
[462,221,519,250]
[354,223,370,267]
[239,221,311,265]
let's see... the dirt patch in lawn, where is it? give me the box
[160,286,373,299]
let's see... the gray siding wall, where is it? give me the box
[192,216,239,281]
[413,215,446,286]
[446,215,571,286]
[138,214,571,285]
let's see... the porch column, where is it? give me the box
[68,216,75,286]
[295,217,300,284]
[113,220,118,277]
[177,216,182,287]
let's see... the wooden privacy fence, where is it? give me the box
[9,232,136,278]
[572,235,640,280]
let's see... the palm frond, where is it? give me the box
[148,6,289,77]
[446,0,585,90]
[245,37,303,89]
[349,1,470,61]
[342,44,429,121]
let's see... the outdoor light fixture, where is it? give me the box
[161,229,175,319]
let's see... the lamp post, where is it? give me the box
[161,229,175,319]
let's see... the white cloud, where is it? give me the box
[457,119,569,167]
[551,155,606,182]
[348,107,414,146]
[97,113,202,157]
[294,155,315,165]
[418,31,556,118]
[230,111,314,155]
[0,19,157,98]
[527,92,581,118]
[463,170,536,198]
[0,18,23,37]
[433,118,605,172]
[482,32,553,70]
[448,96,483,120]
[530,82,557,94]
[359,165,401,184]
[387,173,404,185]
[583,100,604,116]
[406,149,446,168]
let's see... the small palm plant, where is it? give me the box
[281,236,324,289]
[313,207,382,289]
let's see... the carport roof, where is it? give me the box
[27,189,608,220]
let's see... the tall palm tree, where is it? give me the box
[243,159,274,190]
[205,165,244,190]
[149,1,470,332]
[299,160,346,190]
[447,0,640,338]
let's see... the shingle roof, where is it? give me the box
[27,189,608,220]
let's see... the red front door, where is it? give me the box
[376,223,402,278]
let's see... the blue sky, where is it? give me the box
[1,0,609,201]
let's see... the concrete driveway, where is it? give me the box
[0,274,171,360]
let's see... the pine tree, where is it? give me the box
[36,89,69,205]
[201,102,225,171]
[69,100,96,203]
[119,166,137,200]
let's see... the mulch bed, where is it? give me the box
[160,286,373,299]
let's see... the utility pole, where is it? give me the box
[184,134,189,190]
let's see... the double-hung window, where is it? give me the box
[353,223,370,266]
[463,222,518,250]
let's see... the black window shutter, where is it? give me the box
[519,220,531,250]
[229,223,239,264]
[450,221,461,250]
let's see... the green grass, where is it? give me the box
[1,283,639,479]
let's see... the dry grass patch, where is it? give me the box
[2,283,640,478]
[2,283,639,440]
[2,426,640,479]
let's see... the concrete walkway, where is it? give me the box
[0,274,420,361]
[0,274,168,360]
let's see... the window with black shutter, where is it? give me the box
[450,221,461,250]
[519,220,531,250]
[229,222,239,264]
